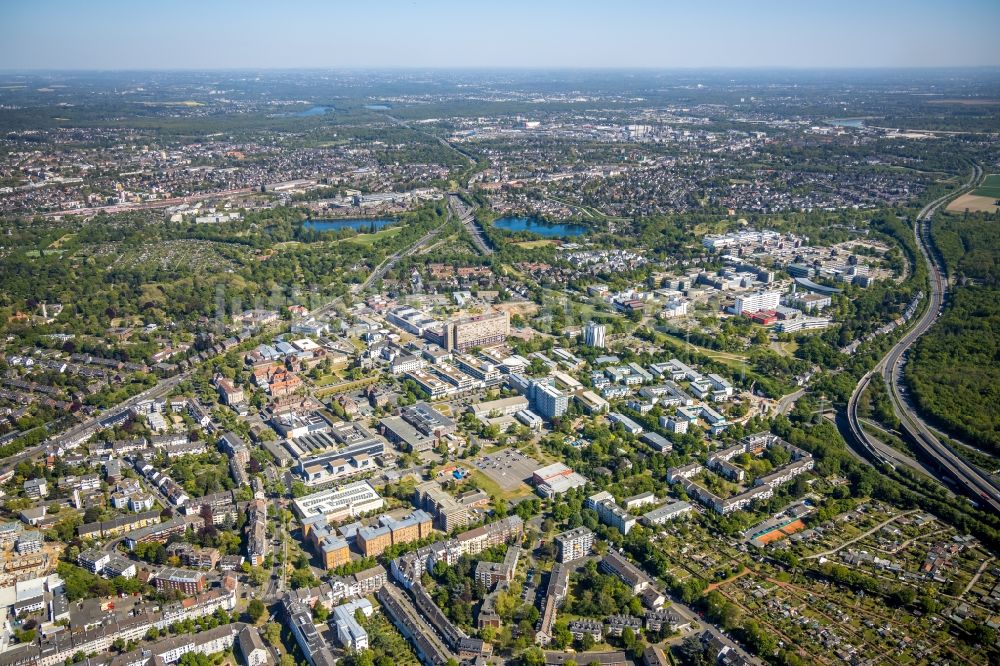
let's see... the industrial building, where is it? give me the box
[531,462,588,498]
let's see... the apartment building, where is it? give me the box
[586,491,637,535]
[429,310,509,352]
[734,290,781,316]
[332,598,373,651]
[153,568,206,595]
[600,550,654,594]
[474,546,520,590]
[535,564,570,646]
[583,321,606,348]
[554,527,595,563]
[415,481,471,531]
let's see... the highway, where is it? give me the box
[448,193,493,256]
[379,113,493,255]
[846,164,1000,513]
[352,207,454,295]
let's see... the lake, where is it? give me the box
[826,118,864,128]
[364,104,391,110]
[296,106,331,117]
[492,216,589,237]
[304,218,396,232]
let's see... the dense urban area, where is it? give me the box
[0,69,998,666]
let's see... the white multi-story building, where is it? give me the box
[389,354,425,375]
[642,501,693,525]
[734,290,781,316]
[554,527,595,563]
[386,306,438,336]
[292,481,384,521]
[333,598,373,651]
[586,491,637,535]
[583,321,606,348]
[662,298,689,318]
[78,549,111,574]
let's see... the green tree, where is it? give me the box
[247,598,266,622]
[263,622,282,646]
[521,647,545,666]
[313,604,330,622]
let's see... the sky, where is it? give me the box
[2,0,999,70]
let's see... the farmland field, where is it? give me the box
[946,192,999,213]
[972,173,1000,198]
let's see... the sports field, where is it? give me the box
[755,518,807,545]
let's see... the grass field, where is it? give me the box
[513,239,558,249]
[771,340,799,357]
[312,372,344,387]
[340,226,402,247]
[468,469,533,502]
[47,233,75,249]
[655,328,750,367]
[972,174,1000,199]
[314,375,378,397]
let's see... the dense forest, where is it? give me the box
[907,209,1000,453]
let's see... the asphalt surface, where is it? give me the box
[845,164,1000,513]
[449,194,493,256]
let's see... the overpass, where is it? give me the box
[448,193,493,256]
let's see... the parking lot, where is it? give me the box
[474,447,540,491]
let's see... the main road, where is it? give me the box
[846,164,1000,513]
[448,193,492,256]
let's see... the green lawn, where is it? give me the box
[655,328,750,365]
[513,239,558,249]
[972,174,1000,199]
[340,226,403,247]
[468,468,534,502]
[312,372,343,387]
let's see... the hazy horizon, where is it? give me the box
[3,65,1000,73]
[3,0,1000,71]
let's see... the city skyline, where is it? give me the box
[2,0,1000,70]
